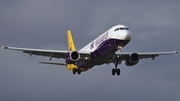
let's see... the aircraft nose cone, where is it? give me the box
[125,31,131,40]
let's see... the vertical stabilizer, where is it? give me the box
[67,30,76,51]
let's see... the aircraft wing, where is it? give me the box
[108,51,177,63]
[2,46,91,61]
[121,51,177,60]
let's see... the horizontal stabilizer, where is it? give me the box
[39,62,66,66]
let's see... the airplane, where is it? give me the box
[2,24,177,76]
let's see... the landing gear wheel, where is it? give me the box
[72,68,76,74]
[72,68,81,75]
[77,68,81,75]
[112,68,116,76]
[112,55,121,76]
[117,69,120,76]
[111,68,121,76]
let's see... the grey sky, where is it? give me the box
[0,0,180,101]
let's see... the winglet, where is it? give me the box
[1,46,8,50]
[2,46,4,50]
[175,50,178,55]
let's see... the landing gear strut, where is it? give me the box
[112,62,121,76]
[112,54,121,76]
[72,68,81,75]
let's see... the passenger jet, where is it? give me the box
[2,24,177,76]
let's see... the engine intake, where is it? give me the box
[125,53,139,66]
[66,51,80,64]
[69,51,80,61]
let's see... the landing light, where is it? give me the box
[117,45,122,49]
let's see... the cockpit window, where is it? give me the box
[114,27,129,32]
[120,28,124,30]
[114,28,120,31]
[125,28,129,30]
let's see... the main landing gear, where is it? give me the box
[72,68,81,75]
[112,63,121,76]
[112,54,121,76]
[112,68,120,76]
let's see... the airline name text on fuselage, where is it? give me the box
[90,32,108,50]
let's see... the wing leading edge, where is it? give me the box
[2,46,91,61]
[120,51,177,60]
[108,50,177,64]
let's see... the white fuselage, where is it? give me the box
[80,24,132,52]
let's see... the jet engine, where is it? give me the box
[125,53,139,66]
[66,51,80,64]
[69,51,80,61]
